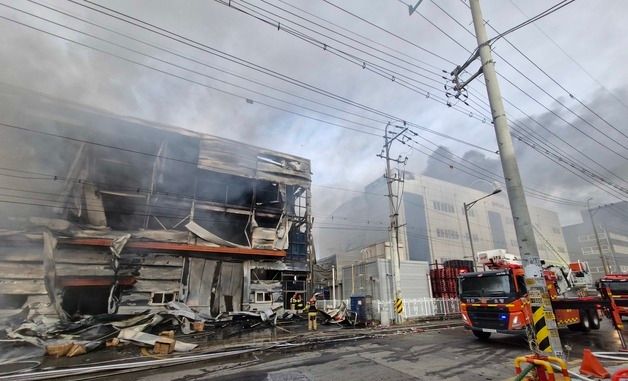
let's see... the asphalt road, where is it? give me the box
[124,322,624,381]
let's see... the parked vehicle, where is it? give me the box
[458,249,625,341]
[599,274,628,318]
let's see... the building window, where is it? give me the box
[581,246,596,255]
[579,233,607,242]
[463,233,479,241]
[461,206,475,217]
[255,292,272,303]
[437,228,460,240]
[149,292,178,305]
[433,201,455,213]
[491,201,505,209]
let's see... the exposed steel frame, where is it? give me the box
[61,238,286,258]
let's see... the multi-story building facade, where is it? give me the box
[319,172,569,267]
[563,202,628,280]
[0,85,313,315]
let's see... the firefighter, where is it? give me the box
[290,293,305,312]
[307,294,319,331]
[294,294,305,313]
[290,293,297,311]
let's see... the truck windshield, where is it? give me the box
[459,274,512,297]
[606,282,628,293]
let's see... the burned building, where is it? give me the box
[0,85,313,319]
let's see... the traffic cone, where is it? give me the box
[580,348,610,379]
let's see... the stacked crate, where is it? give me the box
[429,260,473,298]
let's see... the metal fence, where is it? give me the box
[316,297,460,321]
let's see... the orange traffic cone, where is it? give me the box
[580,348,610,379]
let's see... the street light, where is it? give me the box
[464,189,502,271]
[586,198,610,275]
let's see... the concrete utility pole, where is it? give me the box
[587,198,610,275]
[332,265,337,307]
[468,0,564,357]
[377,122,408,324]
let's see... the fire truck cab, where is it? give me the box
[458,249,606,340]
[599,274,628,318]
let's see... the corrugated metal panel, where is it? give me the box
[400,260,430,299]
[197,137,311,186]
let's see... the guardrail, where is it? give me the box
[316,297,460,321]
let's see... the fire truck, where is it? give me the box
[458,249,626,345]
[599,274,628,318]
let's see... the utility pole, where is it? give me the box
[587,198,610,275]
[468,0,564,357]
[332,265,337,307]
[377,122,408,324]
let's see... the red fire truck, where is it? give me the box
[458,249,625,345]
[599,274,628,318]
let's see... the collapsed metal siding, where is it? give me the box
[0,85,313,316]
[198,136,311,186]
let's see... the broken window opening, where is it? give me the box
[251,269,281,282]
[255,291,272,303]
[254,181,282,211]
[195,171,255,207]
[61,286,117,316]
[0,294,27,309]
[149,291,178,305]
[287,185,307,219]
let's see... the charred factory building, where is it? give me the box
[0,87,313,318]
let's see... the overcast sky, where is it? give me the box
[1,0,627,234]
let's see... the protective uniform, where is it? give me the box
[307,296,318,331]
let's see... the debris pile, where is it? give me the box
[1,300,291,368]
[318,302,357,326]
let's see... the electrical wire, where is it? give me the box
[320,0,457,66]
[0,0,608,208]
[422,1,628,199]
[454,1,628,168]
[486,0,576,45]
[64,0,498,154]
[275,0,444,73]
[509,0,628,114]
[214,0,489,125]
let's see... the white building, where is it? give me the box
[319,173,569,267]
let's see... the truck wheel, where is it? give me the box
[472,330,491,340]
[579,309,591,332]
[588,310,601,330]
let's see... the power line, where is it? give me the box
[391,0,628,198]
[25,0,394,130]
[275,0,444,73]
[455,1,628,162]
[487,0,576,45]
[320,0,457,66]
[0,9,385,139]
[427,1,628,197]
[214,0,489,125]
[0,1,608,206]
[508,0,628,114]
[0,102,588,208]
[62,0,498,154]
[255,0,445,83]
[397,0,473,54]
